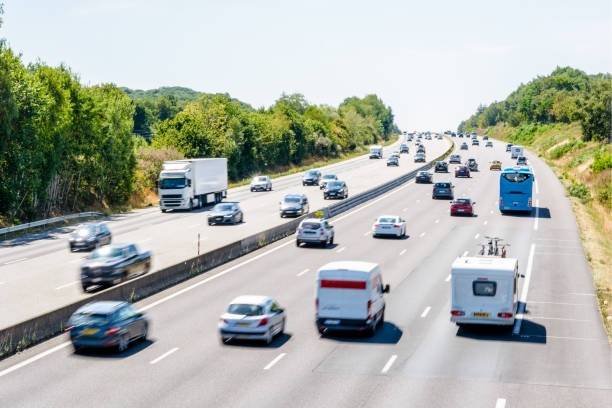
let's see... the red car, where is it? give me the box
[455,165,470,178]
[450,198,475,216]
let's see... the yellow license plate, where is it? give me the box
[82,328,99,335]
[473,312,490,318]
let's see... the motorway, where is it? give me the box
[0,137,450,328]
[0,137,609,408]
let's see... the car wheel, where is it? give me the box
[161,209,167,213]
[144,262,151,274]
[141,323,149,341]
[296,240,301,247]
[330,235,334,245]
[280,318,286,335]
[81,284,89,293]
[188,199,193,210]
[240,214,244,223]
[117,334,129,352]
[264,328,273,345]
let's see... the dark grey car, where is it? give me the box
[207,203,244,225]
[432,182,454,199]
[302,170,321,186]
[80,244,152,292]
[324,181,348,199]
[280,194,309,218]
[69,223,112,252]
[68,301,148,352]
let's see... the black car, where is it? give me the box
[449,154,461,164]
[455,165,471,178]
[69,223,112,252]
[432,182,454,199]
[302,170,321,186]
[279,194,309,218]
[417,146,426,154]
[460,142,469,150]
[324,181,348,199]
[208,202,244,225]
[80,244,152,292]
[415,171,433,183]
[467,158,478,171]
[414,153,426,163]
[387,156,399,166]
[483,136,489,140]
[67,301,148,352]
[506,144,513,152]
[434,161,448,172]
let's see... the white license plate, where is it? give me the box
[92,278,101,282]
[324,319,340,325]
[382,226,390,229]
[457,209,464,212]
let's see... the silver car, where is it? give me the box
[279,194,309,218]
[218,295,286,345]
[250,176,272,192]
[296,218,334,247]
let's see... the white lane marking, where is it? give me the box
[399,249,407,256]
[381,354,398,374]
[434,219,439,224]
[490,210,494,214]
[567,292,596,296]
[336,247,346,253]
[535,180,539,194]
[445,274,451,282]
[138,238,152,244]
[296,268,310,277]
[363,231,371,236]
[533,199,540,231]
[3,257,28,265]
[187,224,201,230]
[402,207,409,212]
[420,306,431,318]
[474,233,480,239]
[513,243,536,335]
[495,398,506,408]
[263,353,286,370]
[462,250,469,257]
[150,347,179,365]
[0,341,71,378]
[416,199,421,203]
[483,220,488,226]
[54,281,79,290]
[528,301,591,306]
[419,232,426,238]
[529,316,594,322]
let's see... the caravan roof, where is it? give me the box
[451,257,517,276]
[317,261,378,277]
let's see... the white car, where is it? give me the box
[250,175,272,192]
[296,218,335,247]
[319,174,338,190]
[372,215,406,238]
[218,295,286,344]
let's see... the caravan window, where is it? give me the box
[473,281,497,297]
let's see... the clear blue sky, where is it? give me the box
[1,0,610,130]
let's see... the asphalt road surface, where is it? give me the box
[0,136,609,407]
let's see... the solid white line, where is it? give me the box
[445,274,451,282]
[381,354,398,374]
[54,281,79,290]
[527,301,591,306]
[567,292,596,296]
[535,179,539,194]
[474,233,480,239]
[490,210,494,214]
[513,243,536,335]
[420,306,431,318]
[263,353,286,370]
[529,316,594,323]
[336,247,346,253]
[462,250,469,257]
[402,207,409,212]
[138,238,152,244]
[296,268,310,277]
[419,232,426,238]
[483,221,488,226]
[0,342,71,378]
[3,257,28,265]
[495,398,506,408]
[363,231,371,236]
[399,249,407,256]
[533,199,540,231]
[434,219,439,224]
[150,347,179,365]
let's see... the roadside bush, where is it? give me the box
[568,182,591,202]
[549,139,585,159]
[592,150,612,173]
[596,184,611,208]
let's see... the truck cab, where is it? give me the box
[369,145,383,159]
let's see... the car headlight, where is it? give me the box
[87,237,96,242]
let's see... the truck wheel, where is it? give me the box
[188,199,193,210]
[161,209,167,213]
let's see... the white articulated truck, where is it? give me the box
[158,158,228,212]
[369,145,383,159]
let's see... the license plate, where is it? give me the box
[81,328,99,335]
[473,312,490,318]
[237,322,251,327]
[382,226,390,229]
[457,209,464,212]
[324,319,340,325]
[92,278,101,282]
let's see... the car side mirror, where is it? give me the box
[383,284,390,294]
[519,274,526,278]
[277,308,284,314]
[134,312,144,318]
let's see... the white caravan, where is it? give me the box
[510,145,524,159]
[369,145,383,159]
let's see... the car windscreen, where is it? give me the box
[283,196,301,203]
[228,304,264,316]
[378,217,397,223]
[322,175,336,180]
[159,178,187,189]
[70,312,110,326]
[417,171,428,176]
[90,247,123,259]
[254,176,267,182]
[502,173,531,183]
[301,222,321,230]
[214,204,235,211]
[76,226,95,237]
[473,281,497,297]
[435,183,450,188]
[327,181,342,188]
[454,199,470,204]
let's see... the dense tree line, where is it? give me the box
[459,67,611,142]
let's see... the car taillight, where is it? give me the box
[394,224,401,227]
[374,224,380,228]
[367,300,372,319]
[258,318,269,326]
[450,310,465,316]
[497,312,513,319]
[105,327,120,336]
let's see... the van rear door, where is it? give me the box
[318,279,369,320]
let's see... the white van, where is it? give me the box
[316,261,389,335]
[511,145,523,159]
[450,257,519,326]
[369,145,383,159]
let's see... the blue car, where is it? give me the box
[67,301,149,352]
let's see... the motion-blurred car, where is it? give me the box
[486,141,493,147]
[80,244,152,292]
[432,182,454,199]
[434,161,448,172]
[490,160,502,170]
[295,218,334,247]
[324,181,348,199]
[483,136,489,140]
[400,143,409,153]
[450,198,475,216]
[69,222,112,252]
[372,215,406,238]
[472,139,479,146]
[506,144,513,152]
[460,142,469,150]
[279,194,309,218]
[415,170,433,183]
[467,158,478,171]
[449,154,461,164]
[67,301,148,352]
[414,153,426,162]
[387,156,399,166]
[302,169,321,186]
[218,296,286,345]
[391,151,400,158]
[455,165,471,178]
[516,156,528,166]
[250,175,272,192]
[319,174,338,190]
[208,202,243,225]
[417,145,426,154]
